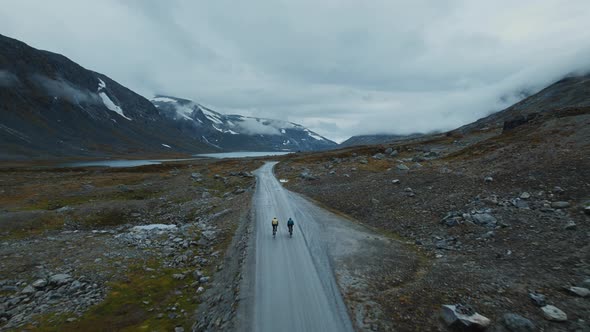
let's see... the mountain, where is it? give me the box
[455,73,590,134]
[0,34,218,160]
[339,133,425,147]
[151,95,337,152]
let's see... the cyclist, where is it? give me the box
[287,217,295,237]
[271,217,279,237]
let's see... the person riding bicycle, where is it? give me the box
[287,217,294,235]
[271,217,279,235]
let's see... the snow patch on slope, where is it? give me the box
[99,92,131,120]
[305,129,325,141]
[199,106,224,125]
[97,78,131,120]
[152,96,178,103]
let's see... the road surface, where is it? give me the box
[248,162,354,332]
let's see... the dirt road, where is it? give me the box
[246,161,354,331]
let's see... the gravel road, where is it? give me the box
[247,161,354,332]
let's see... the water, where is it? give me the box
[194,151,291,159]
[62,159,164,168]
[61,152,291,168]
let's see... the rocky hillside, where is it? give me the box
[151,95,337,152]
[456,72,590,134]
[0,34,218,160]
[274,74,590,330]
[339,133,424,147]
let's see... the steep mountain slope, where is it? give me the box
[151,95,337,151]
[273,73,590,331]
[456,73,590,134]
[0,34,216,160]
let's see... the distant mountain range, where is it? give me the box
[151,95,336,152]
[2,33,588,159]
[0,34,336,160]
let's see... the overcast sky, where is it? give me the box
[1,0,590,142]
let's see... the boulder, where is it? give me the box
[541,305,567,322]
[299,171,317,180]
[441,304,491,330]
[172,274,186,280]
[32,279,48,289]
[501,313,535,332]
[564,220,577,230]
[397,164,410,171]
[528,292,546,307]
[471,213,497,227]
[21,285,35,295]
[484,176,493,183]
[566,286,590,297]
[385,147,393,154]
[520,192,531,199]
[372,153,385,160]
[389,150,399,157]
[511,199,529,209]
[48,274,72,286]
[391,179,400,184]
[551,201,570,209]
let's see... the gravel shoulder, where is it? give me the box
[0,159,261,331]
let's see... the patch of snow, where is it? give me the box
[152,96,178,103]
[132,224,177,231]
[279,179,289,183]
[173,104,195,120]
[162,144,171,148]
[227,129,239,135]
[305,129,324,141]
[212,124,223,132]
[97,78,106,90]
[178,113,192,121]
[99,92,131,120]
[281,129,286,134]
[199,106,224,125]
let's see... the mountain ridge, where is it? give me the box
[0,34,337,160]
[151,95,337,152]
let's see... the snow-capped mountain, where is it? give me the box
[152,95,337,151]
[0,34,218,159]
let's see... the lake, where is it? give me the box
[194,151,291,159]
[61,151,291,168]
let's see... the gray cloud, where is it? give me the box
[0,70,20,87]
[33,75,100,105]
[1,0,590,142]
[233,118,282,136]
